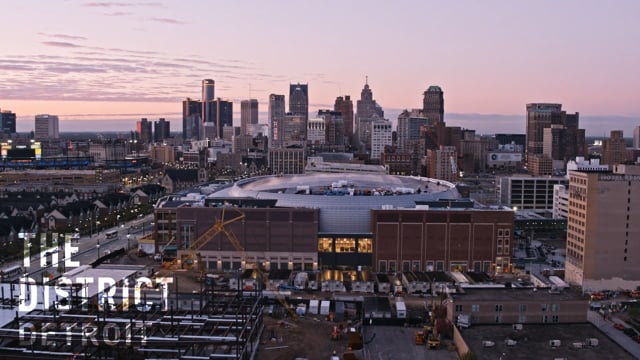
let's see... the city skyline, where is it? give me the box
[1,1,639,136]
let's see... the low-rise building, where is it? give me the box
[448,287,588,325]
[497,175,567,211]
[371,206,514,274]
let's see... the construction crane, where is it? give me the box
[179,205,298,320]
[177,205,246,280]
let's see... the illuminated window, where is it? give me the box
[335,238,355,253]
[317,238,333,253]
[358,238,372,253]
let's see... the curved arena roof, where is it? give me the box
[210,173,460,233]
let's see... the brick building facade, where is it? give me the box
[371,208,514,274]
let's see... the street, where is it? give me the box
[2,214,154,284]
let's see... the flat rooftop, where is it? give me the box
[454,287,587,302]
[232,173,455,195]
[462,323,634,360]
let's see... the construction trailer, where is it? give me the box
[413,272,430,293]
[349,271,375,293]
[294,271,309,289]
[402,272,420,294]
[375,273,391,294]
[321,270,347,292]
[307,272,321,291]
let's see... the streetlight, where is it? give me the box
[126,234,131,251]
[97,240,101,259]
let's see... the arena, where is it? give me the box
[212,173,460,233]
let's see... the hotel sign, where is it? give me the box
[598,174,640,182]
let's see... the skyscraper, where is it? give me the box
[0,109,16,134]
[526,103,583,162]
[633,126,640,149]
[136,118,152,145]
[289,83,308,120]
[154,118,170,143]
[371,119,392,160]
[202,79,215,101]
[269,94,286,148]
[334,95,354,142]
[355,78,384,151]
[214,98,233,139]
[240,99,259,135]
[356,79,383,119]
[182,97,202,140]
[422,85,444,125]
[200,98,233,140]
[34,114,59,140]
[307,116,326,145]
[281,114,306,147]
[318,110,344,147]
[397,109,429,153]
[201,79,216,136]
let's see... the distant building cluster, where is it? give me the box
[2,75,640,297]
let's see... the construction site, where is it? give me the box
[0,283,264,360]
[0,198,373,360]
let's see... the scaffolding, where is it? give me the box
[0,293,264,359]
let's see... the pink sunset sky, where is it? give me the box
[1,0,639,136]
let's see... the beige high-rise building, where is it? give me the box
[427,145,457,183]
[565,164,640,291]
[34,114,59,139]
[240,99,259,136]
[150,144,175,164]
[370,119,392,160]
[601,130,628,166]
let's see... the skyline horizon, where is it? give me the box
[2,1,639,137]
[8,109,638,138]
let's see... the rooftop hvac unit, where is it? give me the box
[585,338,599,346]
[512,323,523,331]
[549,339,561,347]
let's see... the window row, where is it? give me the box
[318,238,372,253]
[458,303,560,313]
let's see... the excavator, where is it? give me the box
[415,280,441,349]
[177,205,298,319]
